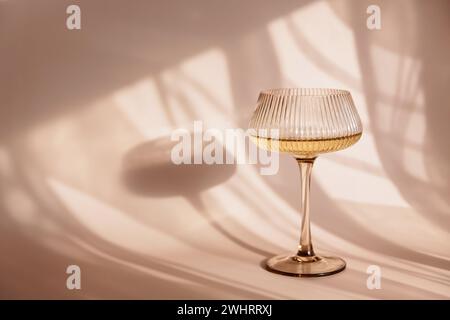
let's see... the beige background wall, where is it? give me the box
[0,0,449,298]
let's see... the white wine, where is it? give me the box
[251,133,362,157]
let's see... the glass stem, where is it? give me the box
[296,157,316,257]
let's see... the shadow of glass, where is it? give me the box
[122,134,274,258]
[122,135,235,197]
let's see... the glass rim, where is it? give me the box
[259,88,351,97]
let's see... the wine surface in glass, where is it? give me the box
[251,133,362,157]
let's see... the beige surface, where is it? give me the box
[0,0,449,299]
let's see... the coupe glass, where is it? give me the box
[248,88,363,277]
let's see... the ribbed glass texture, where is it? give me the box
[248,88,363,156]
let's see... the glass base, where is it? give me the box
[266,253,346,277]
